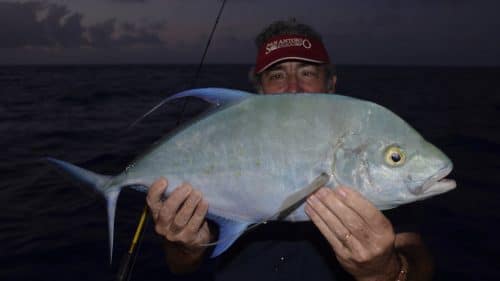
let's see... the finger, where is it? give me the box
[146,177,168,220]
[186,200,211,246]
[318,188,397,263]
[172,189,202,230]
[305,198,350,256]
[194,221,211,245]
[335,186,393,234]
[313,188,366,252]
[318,188,367,231]
[307,192,364,255]
[184,199,209,236]
[157,183,192,225]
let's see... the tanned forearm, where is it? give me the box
[395,233,434,281]
[164,240,207,274]
[164,221,218,274]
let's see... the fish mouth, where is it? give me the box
[418,164,456,196]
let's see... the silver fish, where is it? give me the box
[47,88,456,260]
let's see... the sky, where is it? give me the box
[0,0,499,65]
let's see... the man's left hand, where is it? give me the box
[305,186,401,281]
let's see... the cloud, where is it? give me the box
[86,19,116,48]
[117,20,166,45]
[0,1,69,48]
[0,1,166,49]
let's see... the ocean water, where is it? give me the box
[1,64,499,281]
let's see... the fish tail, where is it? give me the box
[45,157,120,264]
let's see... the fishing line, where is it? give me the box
[126,0,227,129]
[116,1,228,280]
[177,0,227,126]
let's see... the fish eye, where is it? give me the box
[384,146,406,167]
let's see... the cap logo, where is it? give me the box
[255,35,330,74]
[265,37,312,55]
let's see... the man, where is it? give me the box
[146,19,434,281]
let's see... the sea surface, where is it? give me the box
[1,64,499,281]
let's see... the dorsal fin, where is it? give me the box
[128,88,252,128]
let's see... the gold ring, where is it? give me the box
[344,232,352,241]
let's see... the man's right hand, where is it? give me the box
[146,177,213,273]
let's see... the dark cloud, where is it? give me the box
[115,21,166,47]
[87,19,116,48]
[0,1,71,47]
[1,0,498,65]
[42,4,86,47]
[0,1,166,49]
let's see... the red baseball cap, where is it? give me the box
[255,34,330,74]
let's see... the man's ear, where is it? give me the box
[328,75,337,93]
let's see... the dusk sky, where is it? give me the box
[1,0,499,65]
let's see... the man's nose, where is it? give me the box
[285,76,301,93]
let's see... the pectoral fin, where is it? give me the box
[202,173,330,257]
[233,173,332,237]
[274,173,331,220]
[204,214,251,257]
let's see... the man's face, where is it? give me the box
[259,61,336,94]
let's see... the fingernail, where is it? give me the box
[179,183,192,194]
[308,194,319,204]
[192,190,202,201]
[304,203,311,214]
[336,187,347,198]
[317,188,328,197]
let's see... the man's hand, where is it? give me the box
[305,186,400,281]
[146,178,213,273]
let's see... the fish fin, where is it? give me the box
[128,88,252,128]
[198,174,330,257]
[45,157,120,264]
[201,172,328,258]
[163,88,251,106]
[204,213,251,257]
[273,173,331,220]
[211,173,332,242]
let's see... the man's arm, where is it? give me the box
[305,186,433,281]
[146,178,214,274]
[395,232,434,281]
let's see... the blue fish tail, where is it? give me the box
[45,157,120,264]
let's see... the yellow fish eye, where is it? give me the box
[384,146,406,166]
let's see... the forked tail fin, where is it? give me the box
[45,157,121,263]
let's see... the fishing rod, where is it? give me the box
[178,0,227,125]
[116,1,228,280]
